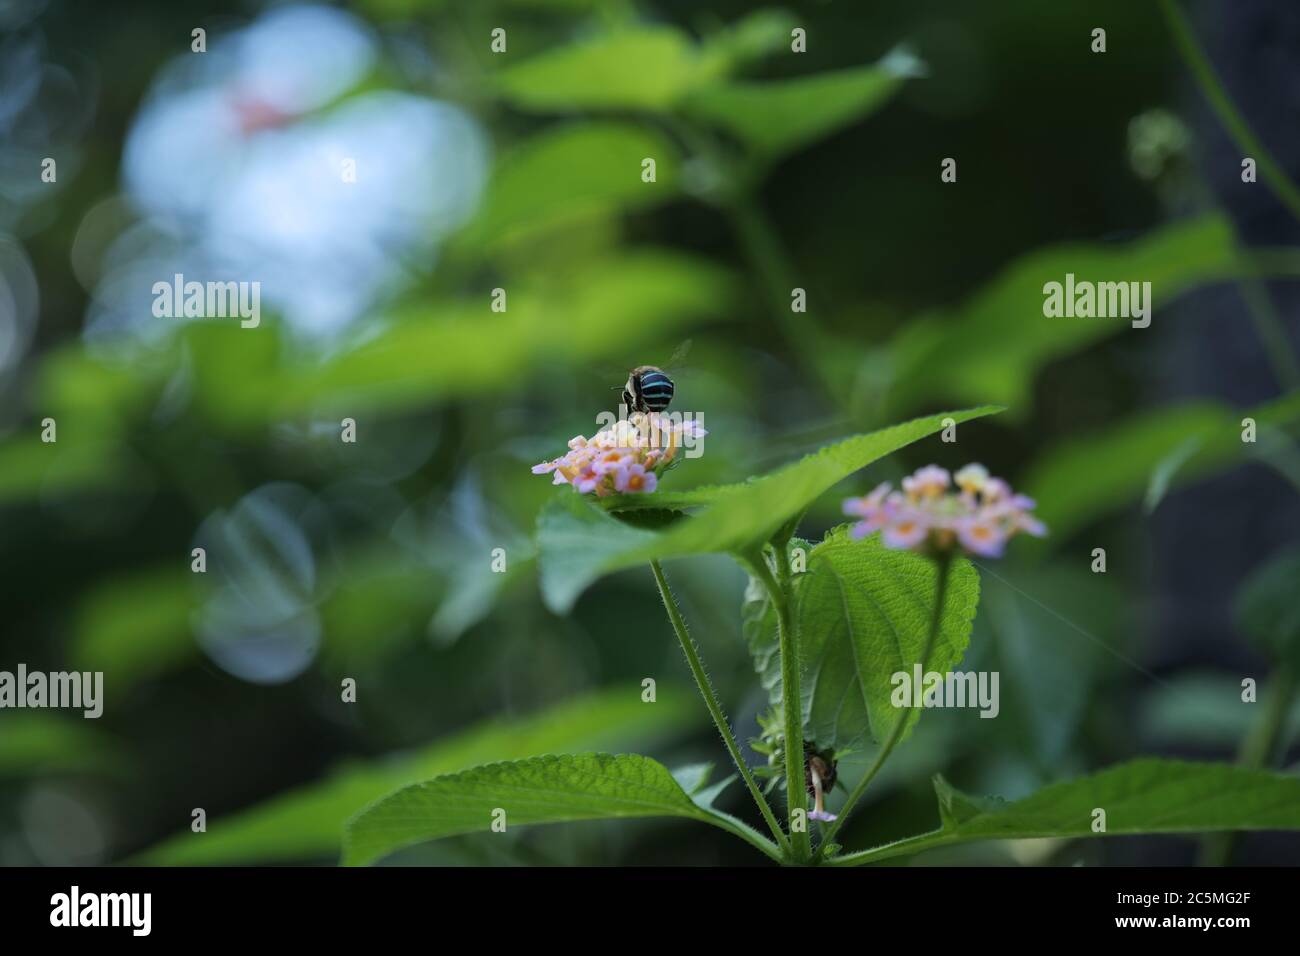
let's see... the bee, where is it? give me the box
[616,340,692,414]
[621,365,676,414]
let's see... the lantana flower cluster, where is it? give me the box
[531,413,706,497]
[842,463,1046,558]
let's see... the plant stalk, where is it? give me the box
[649,560,790,854]
[1199,664,1297,865]
[1158,0,1300,224]
[750,553,811,863]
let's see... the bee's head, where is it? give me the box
[620,370,640,413]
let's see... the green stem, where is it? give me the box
[750,553,811,863]
[695,807,786,864]
[824,827,955,866]
[1182,176,1300,393]
[817,552,952,858]
[649,560,790,855]
[657,111,836,398]
[1158,0,1300,224]
[1232,253,1300,392]
[1198,665,1297,865]
[1240,666,1298,768]
[725,197,824,371]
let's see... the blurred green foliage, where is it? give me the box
[2,0,1298,866]
[140,687,694,864]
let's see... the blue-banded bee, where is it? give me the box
[621,366,675,413]
[616,340,691,413]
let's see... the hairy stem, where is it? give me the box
[649,560,790,854]
[818,552,952,857]
[750,553,811,863]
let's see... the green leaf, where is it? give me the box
[1138,674,1300,750]
[977,562,1122,764]
[671,762,736,810]
[832,759,1300,865]
[0,715,118,778]
[71,568,198,691]
[537,495,662,611]
[1024,392,1300,546]
[1026,403,1235,545]
[181,320,283,430]
[670,760,717,796]
[697,10,799,71]
[224,250,730,424]
[35,346,166,432]
[882,216,1289,416]
[537,405,1001,612]
[933,773,1000,827]
[743,528,980,753]
[429,551,531,646]
[600,481,748,513]
[684,49,920,161]
[462,123,682,249]
[1143,434,1205,513]
[486,15,830,118]
[493,28,719,112]
[136,686,695,864]
[343,752,777,865]
[1236,545,1300,666]
[364,0,601,16]
[0,437,142,505]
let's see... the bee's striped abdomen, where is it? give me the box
[637,369,674,411]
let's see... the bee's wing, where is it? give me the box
[591,362,631,389]
[664,338,693,371]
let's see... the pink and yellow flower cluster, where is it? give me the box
[842,463,1046,558]
[531,413,707,497]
